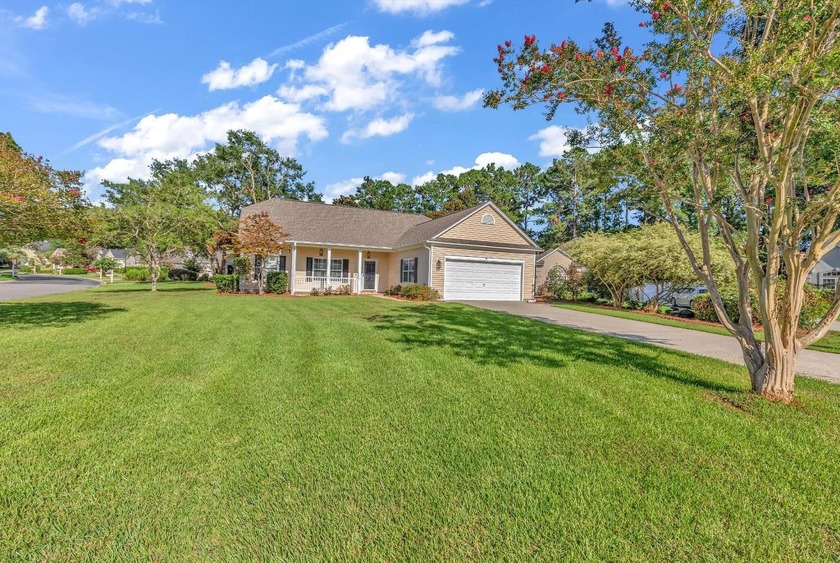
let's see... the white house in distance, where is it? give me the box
[807,242,840,290]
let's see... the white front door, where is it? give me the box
[444,258,522,301]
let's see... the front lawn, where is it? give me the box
[2,285,839,560]
[555,301,840,354]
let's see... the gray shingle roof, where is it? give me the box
[241,198,540,251]
[242,199,432,248]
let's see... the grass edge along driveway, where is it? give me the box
[554,300,840,355]
[2,284,839,560]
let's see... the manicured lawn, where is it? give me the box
[555,301,840,355]
[2,285,839,560]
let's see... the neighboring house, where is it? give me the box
[534,247,579,294]
[240,199,542,301]
[94,248,142,269]
[807,242,840,290]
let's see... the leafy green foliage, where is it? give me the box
[194,129,320,221]
[168,268,198,281]
[399,285,441,301]
[59,268,88,275]
[266,271,288,294]
[212,274,238,293]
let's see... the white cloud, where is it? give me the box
[324,177,364,201]
[373,0,469,15]
[106,0,152,5]
[431,88,483,111]
[412,30,454,48]
[411,151,520,185]
[16,6,48,29]
[474,151,520,169]
[529,126,589,157]
[85,96,327,188]
[278,31,459,112]
[202,58,278,91]
[380,171,406,184]
[67,3,95,24]
[342,113,414,142]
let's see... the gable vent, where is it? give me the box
[481,213,495,225]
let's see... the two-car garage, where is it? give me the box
[443,257,523,301]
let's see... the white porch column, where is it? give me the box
[290,243,297,294]
[357,250,363,293]
[326,247,332,285]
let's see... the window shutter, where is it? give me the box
[412,257,418,283]
[399,259,405,283]
[306,257,313,276]
[342,259,349,277]
[279,256,287,271]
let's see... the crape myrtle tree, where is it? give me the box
[485,0,840,401]
[0,132,89,246]
[101,159,217,291]
[234,211,288,294]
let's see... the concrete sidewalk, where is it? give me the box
[465,301,840,385]
[0,275,100,301]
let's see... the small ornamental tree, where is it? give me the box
[485,1,840,401]
[234,211,289,294]
[93,257,118,280]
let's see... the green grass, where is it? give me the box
[2,285,839,560]
[555,301,840,354]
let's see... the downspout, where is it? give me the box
[424,243,433,287]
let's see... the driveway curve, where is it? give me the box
[0,275,100,301]
[465,301,840,385]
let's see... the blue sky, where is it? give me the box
[0,0,644,202]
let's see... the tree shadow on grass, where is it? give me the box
[0,301,127,329]
[100,285,214,294]
[367,304,742,393]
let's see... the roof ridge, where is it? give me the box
[249,198,432,221]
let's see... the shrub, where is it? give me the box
[310,287,322,296]
[621,299,643,310]
[692,289,760,324]
[213,274,238,293]
[123,266,170,282]
[183,256,202,273]
[798,286,834,330]
[168,268,198,281]
[577,290,598,303]
[400,284,440,301]
[17,265,31,273]
[385,284,403,296]
[338,284,353,295]
[60,267,88,275]
[266,271,288,294]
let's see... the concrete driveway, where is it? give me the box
[465,301,840,385]
[0,275,100,300]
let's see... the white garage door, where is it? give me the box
[444,258,522,301]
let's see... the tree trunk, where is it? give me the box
[755,344,797,402]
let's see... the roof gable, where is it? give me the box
[432,202,540,249]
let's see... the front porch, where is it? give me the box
[287,244,389,294]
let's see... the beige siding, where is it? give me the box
[386,247,430,289]
[430,245,537,301]
[438,208,530,246]
[535,250,575,294]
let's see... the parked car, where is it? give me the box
[672,286,706,308]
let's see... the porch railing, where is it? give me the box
[292,274,380,293]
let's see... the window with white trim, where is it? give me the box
[401,258,417,283]
[330,259,344,280]
[312,258,327,278]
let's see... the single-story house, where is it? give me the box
[94,248,142,269]
[534,247,580,294]
[240,199,542,301]
[807,242,840,290]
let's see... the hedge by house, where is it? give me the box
[692,284,832,329]
[266,271,288,294]
[213,274,238,293]
[123,266,169,282]
[168,268,198,281]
